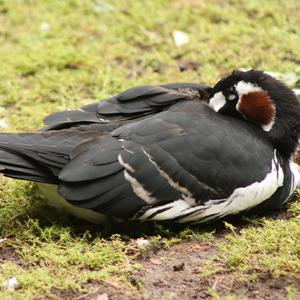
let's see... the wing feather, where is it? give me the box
[42,83,211,130]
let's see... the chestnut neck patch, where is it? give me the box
[237,91,275,131]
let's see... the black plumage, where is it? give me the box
[43,82,210,130]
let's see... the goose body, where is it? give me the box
[0,72,299,224]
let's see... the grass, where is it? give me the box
[204,202,300,280]
[0,229,127,298]
[0,0,300,299]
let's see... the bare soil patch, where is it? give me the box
[0,246,21,266]
[133,241,299,299]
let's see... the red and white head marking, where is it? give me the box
[209,73,276,132]
[209,70,300,159]
[235,81,276,131]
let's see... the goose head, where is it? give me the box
[209,70,300,159]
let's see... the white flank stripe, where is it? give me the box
[124,170,157,204]
[119,153,158,204]
[209,91,226,112]
[137,199,191,221]
[97,117,111,123]
[143,148,196,205]
[178,151,284,223]
[118,154,134,173]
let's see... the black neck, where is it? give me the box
[268,119,300,159]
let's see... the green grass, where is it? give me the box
[204,202,300,280]
[0,0,300,298]
[0,229,127,298]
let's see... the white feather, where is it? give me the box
[118,153,134,172]
[143,148,197,205]
[209,91,226,112]
[123,170,157,204]
[179,151,284,223]
[137,199,191,221]
[235,81,263,95]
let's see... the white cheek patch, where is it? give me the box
[209,91,226,111]
[236,81,263,95]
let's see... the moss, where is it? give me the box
[203,214,300,281]
[0,219,130,298]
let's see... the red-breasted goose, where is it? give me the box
[0,72,299,224]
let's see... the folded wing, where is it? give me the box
[42,83,211,131]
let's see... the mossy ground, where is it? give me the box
[0,0,300,299]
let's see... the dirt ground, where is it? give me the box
[45,232,300,300]
[132,242,299,300]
